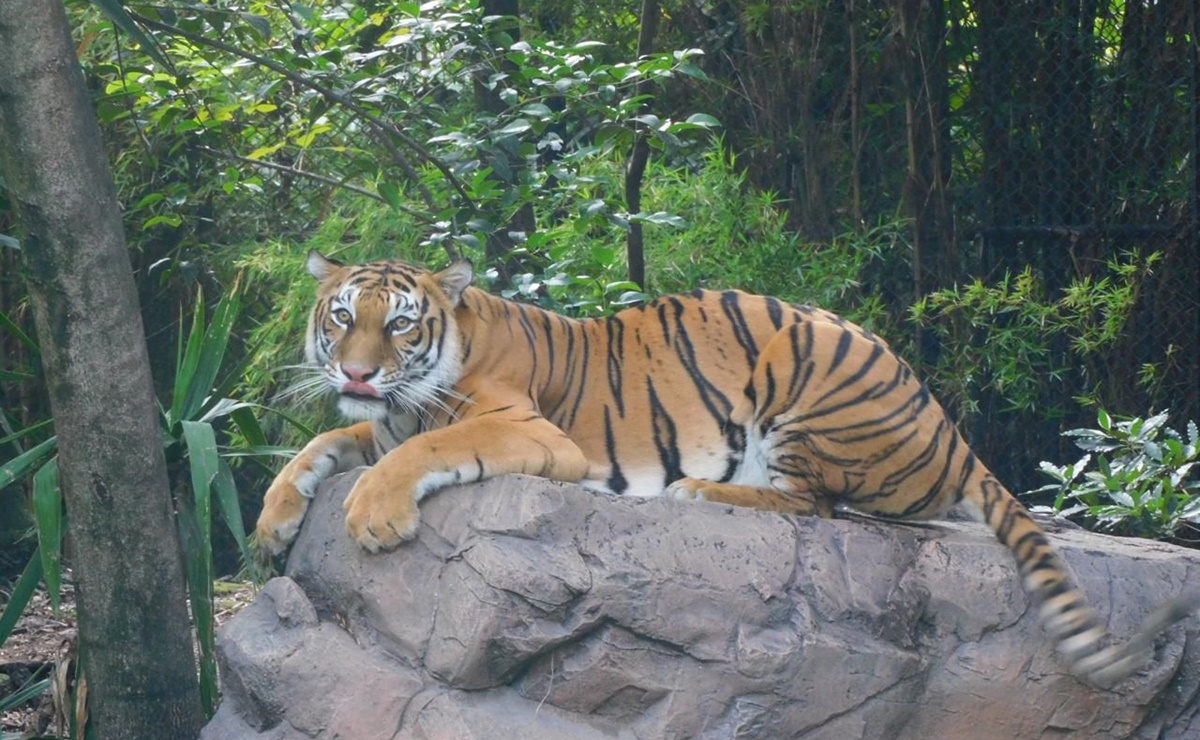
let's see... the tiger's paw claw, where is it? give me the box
[255,481,309,556]
[666,478,709,501]
[343,474,420,552]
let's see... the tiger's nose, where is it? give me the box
[342,364,380,382]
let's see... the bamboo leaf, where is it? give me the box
[182,287,242,422]
[0,418,53,449]
[32,457,62,612]
[229,405,268,448]
[86,0,173,70]
[0,436,57,489]
[0,671,50,714]
[0,308,38,354]
[169,289,207,425]
[214,459,257,578]
[180,420,218,716]
[0,552,42,648]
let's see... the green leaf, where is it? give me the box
[170,289,207,426]
[86,0,173,70]
[218,445,300,459]
[0,671,50,715]
[685,113,720,128]
[172,286,241,425]
[0,418,53,450]
[32,458,62,613]
[520,103,554,118]
[496,118,532,136]
[228,406,269,448]
[633,211,688,228]
[238,12,272,39]
[142,214,183,230]
[198,397,255,425]
[0,309,38,354]
[0,436,57,489]
[378,182,402,210]
[180,420,217,716]
[0,552,42,648]
[182,421,218,556]
[214,459,256,578]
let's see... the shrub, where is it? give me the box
[1026,409,1200,543]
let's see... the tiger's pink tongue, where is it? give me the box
[341,381,380,397]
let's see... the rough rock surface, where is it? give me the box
[203,471,1200,739]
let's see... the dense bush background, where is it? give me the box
[2,0,1197,562]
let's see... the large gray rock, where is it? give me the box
[203,471,1200,739]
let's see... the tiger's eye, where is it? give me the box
[388,316,413,335]
[332,308,353,326]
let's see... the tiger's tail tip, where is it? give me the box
[1062,591,1200,688]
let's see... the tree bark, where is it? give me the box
[624,0,660,290]
[474,0,532,281]
[0,2,205,738]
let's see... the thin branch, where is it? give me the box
[128,12,477,213]
[195,145,435,224]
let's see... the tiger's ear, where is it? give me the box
[306,250,344,282]
[435,260,473,305]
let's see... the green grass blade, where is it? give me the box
[0,308,38,354]
[228,405,269,448]
[182,289,241,422]
[257,404,317,439]
[181,420,217,567]
[0,436,57,489]
[174,495,217,717]
[0,368,33,382]
[180,420,218,717]
[169,290,207,425]
[32,457,62,612]
[214,458,257,579]
[198,397,254,425]
[0,418,53,449]
[218,445,299,459]
[0,671,50,714]
[0,551,42,648]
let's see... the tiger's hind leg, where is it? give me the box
[666,477,835,518]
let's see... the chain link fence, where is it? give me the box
[670,0,1199,486]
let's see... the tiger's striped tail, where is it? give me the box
[971,470,1199,687]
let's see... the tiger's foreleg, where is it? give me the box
[255,421,376,554]
[343,414,589,552]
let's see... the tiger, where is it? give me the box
[256,250,1197,687]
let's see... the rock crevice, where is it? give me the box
[202,472,1200,739]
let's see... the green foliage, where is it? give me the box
[644,147,904,331]
[0,667,50,730]
[910,251,1160,421]
[0,282,299,718]
[1027,410,1200,542]
[73,0,714,263]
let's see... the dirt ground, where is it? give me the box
[0,571,257,739]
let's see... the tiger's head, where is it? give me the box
[303,250,473,420]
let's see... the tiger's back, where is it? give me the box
[257,253,1198,688]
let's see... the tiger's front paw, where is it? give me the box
[343,469,420,553]
[665,477,710,501]
[255,479,311,556]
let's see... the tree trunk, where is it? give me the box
[474,0,531,282]
[0,2,205,738]
[624,0,660,290]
